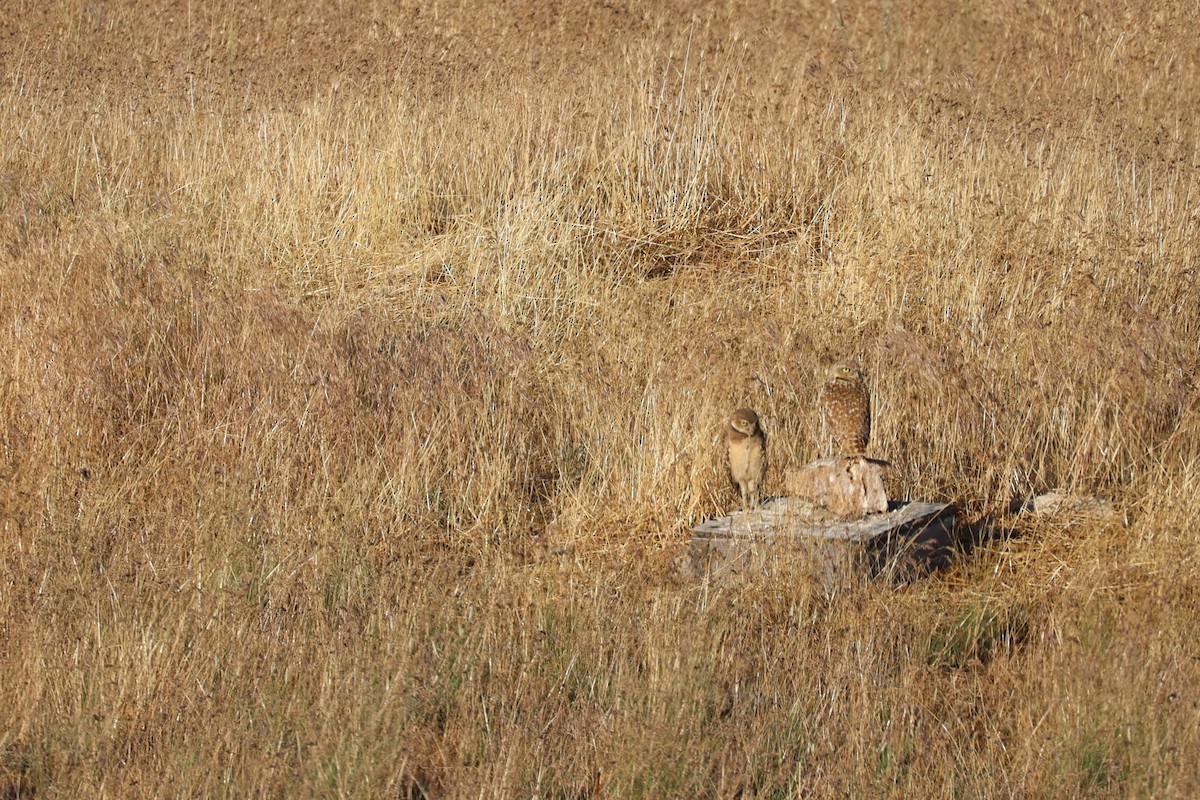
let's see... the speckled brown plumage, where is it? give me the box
[820,360,871,457]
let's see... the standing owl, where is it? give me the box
[726,408,767,511]
[820,360,871,457]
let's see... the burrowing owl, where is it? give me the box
[727,408,767,511]
[820,360,871,457]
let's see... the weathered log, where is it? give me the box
[677,497,956,588]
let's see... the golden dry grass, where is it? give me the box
[2,0,1200,796]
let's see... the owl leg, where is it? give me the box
[738,482,755,533]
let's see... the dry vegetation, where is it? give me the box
[2,0,1199,796]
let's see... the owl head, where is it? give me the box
[825,359,865,385]
[728,408,761,437]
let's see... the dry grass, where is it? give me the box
[2,0,1200,796]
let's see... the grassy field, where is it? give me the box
[2,0,1199,796]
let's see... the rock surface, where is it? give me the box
[783,456,890,518]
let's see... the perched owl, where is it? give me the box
[726,408,767,511]
[820,360,871,457]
